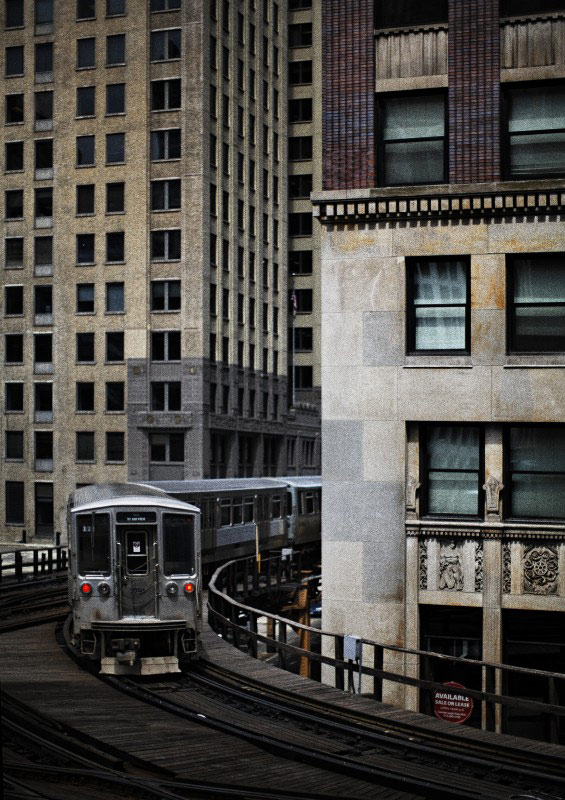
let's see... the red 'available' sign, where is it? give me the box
[433,681,473,724]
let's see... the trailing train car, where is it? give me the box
[140,479,289,566]
[275,476,321,547]
[67,483,201,675]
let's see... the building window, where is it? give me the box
[76,233,95,264]
[6,481,25,525]
[106,431,124,461]
[150,29,181,61]
[76,381,95,411]
[34,284,52,315]
[106,132,125,164]
[106,182,124,213]
[379,93,446,186]
[6,93,24,124]
[151,381,181,411]
[504,84,565,179]
[76,184,95,215]
[289,60,312,85]
[35,139,52,171]
[375,0,447,27]
[33,332,52,365]
[288,136,312,161]
[151,229,180,260]
[5,189,23,219]
[106,83,125,115]
[151,330,181,361]
[152,82,181,113]
[35,431,53,463]
[421,424,482,517]
[106,33,125,65]
[6,431,23,460]
[294,365,312,389]
[105,281,124,312]
[5,141,23,171]
[289,22,312,48]
[76,282,95,313]
[151,280,180,311]
[76,431,95,462]
[150,432,184,462]
[501,0,565,14]
[34,42,52,76]
[77,37,96,69]
[105,331,123,361]
[76,135,95,166]
[77,0,95,19]
[5,45,24,77]
[294,327,313,352]
[508,254,565,352]
[289,174,312,199]
[289,250,312,276]
[34,382,52,417]
[35,91,52,124]
[76,86,95,117]
[407,258,470,353]
[5,333,23,363]
[151,179,181,211]
[107,0,125,15]
[105,231,124,262]
[507,426,565,519]
[105,381,124,411]
[77,332,95,362]
[289,212,312,237]
[293,288,312,314]
[35,187,52,220]
[4,285,23,315]
[5,382,24,411]
[5,238,23,268]
[6,0,24,28]
[34,236,52,269]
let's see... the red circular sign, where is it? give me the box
[433,681,473,724]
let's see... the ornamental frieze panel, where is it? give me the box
[439,541,464,591]
[523,544,558,596]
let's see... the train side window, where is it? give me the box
[220,498,231,526]
[77,513,111,575]
[125,530,149,575]
[304,491,315,515]
[163,513,195,575]
[272,494,281,518]
[244,496,254,522]
[232,498,243,524]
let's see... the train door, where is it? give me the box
[116,525,157,618]
[255,494,270,550]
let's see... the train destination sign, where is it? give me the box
[433,682,473,724]
[116,512,157,524]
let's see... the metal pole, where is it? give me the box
[291,273,296,407]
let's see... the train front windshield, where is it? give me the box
[163,514,195,576]
[77,513,111,575]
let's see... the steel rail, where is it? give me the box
[103,672,529,800]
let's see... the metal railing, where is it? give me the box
[208,552,565,743]
[0,547,69,583]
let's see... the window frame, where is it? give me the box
[377,89,448,188]
[406,256,471,356]
[502,79,565,181]
[419,422,485,520]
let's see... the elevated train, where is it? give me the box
[68,477,320,675]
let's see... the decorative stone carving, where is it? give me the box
[439,541,463,591]
[474,541,483,592]
[419,540,427,590]
[523,544,558,595]
[406,477,421,514]
[483,475,503,517]
[502,543,511,594]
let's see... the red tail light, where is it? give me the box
[80,582,93,595]
[183,581,195,594]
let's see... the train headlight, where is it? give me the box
[166,582,178,597]
[98,582,110,596]
[183,581,195,594]
[80,582,93,596]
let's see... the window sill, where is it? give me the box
[151,208,181,214]
[106,211,125,216]
[105,261,126,266]
[76,65,95,72]
[105,410,125,415]
[76,410,95,415]
[76,262,96,267]
[5,410,24,415]
[76,163,96,169]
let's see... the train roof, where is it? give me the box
[270,476,322,489]
[69,483,199,514]
[140,478,288,495]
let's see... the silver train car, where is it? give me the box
[140,479,289,566]
[276,476,321,547]
[67,483,201,676]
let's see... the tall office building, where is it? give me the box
[316,0,565,735]
[1,0,321,541]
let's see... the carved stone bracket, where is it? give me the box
[475,541,484,592]
[439,541,463,591]
[483,475,503,517]
[502,543,511,594]
[523,544,558,595]
[419,540,427,590]
[406,477,420,515]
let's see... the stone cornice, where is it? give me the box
[312,181,565,224]
[407,521,565,540]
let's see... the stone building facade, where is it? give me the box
[315,0,565,729]
[1,0,321,542]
